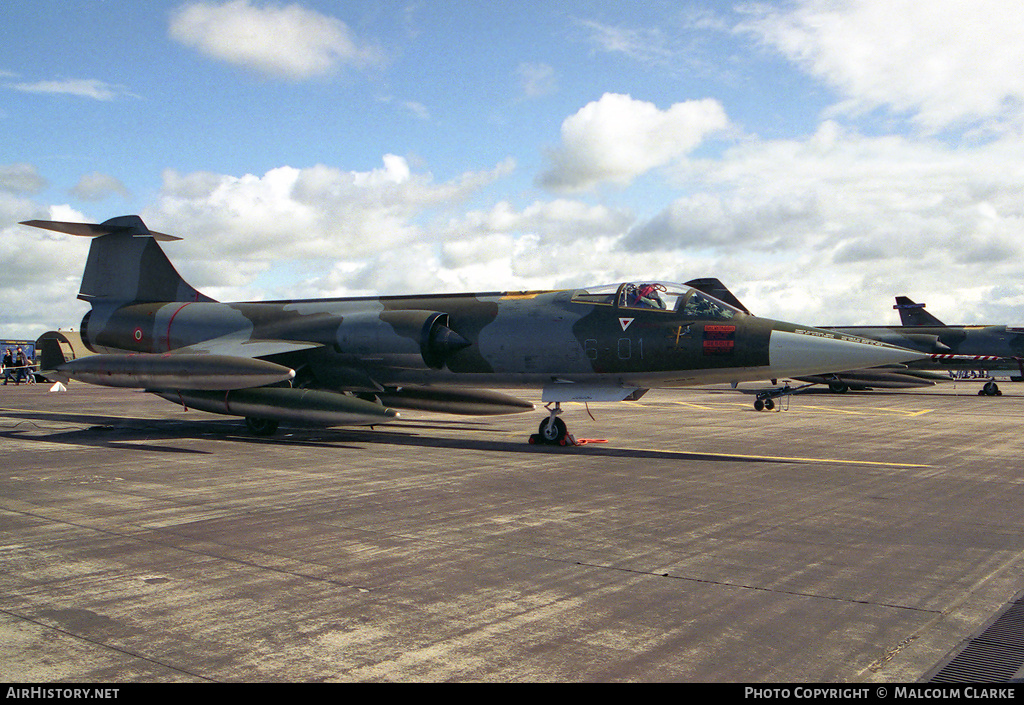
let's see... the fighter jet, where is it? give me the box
[685,279,1022,396]
[823,297,1024,396]
[23,216,925,442]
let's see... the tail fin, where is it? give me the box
[684,278,752,314]
[35,329,91,371]
[21,215,215,304]
[893,296,944,326]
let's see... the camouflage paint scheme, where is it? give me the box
[82,289,781,389]
[820,297,1024,394]
[831,295,1024,366]
[23,216,926,439]
[824,325,1024,367]
[687,279,1023,395]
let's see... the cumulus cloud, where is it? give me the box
[122,154,657,301]
[142,155,516,297]
[169,0,385,80]
[620,120,1024,324]
[70,173,130,201]
[121,116,1024,327]
[451,199,633,245]
[0,203,91,338]
[539,93,729,192]
[625,192,822,254]
[738,0,1024,135]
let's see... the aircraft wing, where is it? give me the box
[542,382,648,403]
[170,334,323,359]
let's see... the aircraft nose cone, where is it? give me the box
[768,329,926,377]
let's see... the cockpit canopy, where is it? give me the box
[570,281,741,320]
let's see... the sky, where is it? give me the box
[4,0,1024,339]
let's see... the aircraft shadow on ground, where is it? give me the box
[0,408,798,464]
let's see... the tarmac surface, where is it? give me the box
[2,380,1024,682]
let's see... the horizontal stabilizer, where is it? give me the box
[21,215,180,241]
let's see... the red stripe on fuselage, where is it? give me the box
[164,303,192,352]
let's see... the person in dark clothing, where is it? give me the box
[13,347,29,384]
[2,348,12,385]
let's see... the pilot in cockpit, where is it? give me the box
[633,283,666,309]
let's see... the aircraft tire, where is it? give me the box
[538,417,568,444]
[754,399,764,411]
[244,417,280,436]
[828,381,849,394]
[765,398,775,410]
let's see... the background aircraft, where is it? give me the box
[686,279,1022,396]
[824,297,1024,395]
[23,216,924,443]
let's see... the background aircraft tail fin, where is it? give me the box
[22,215,215,304]
[684,278,751,314]
[894,296,944,326]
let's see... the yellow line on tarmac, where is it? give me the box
[800,405,934,418]
[800,405,867,416]
[652,399,934,418]
[618,444,932,468]
[666,401,717,411]
[880,408,934,417]
[665,400,752,410]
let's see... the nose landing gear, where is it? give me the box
[530,402,570,445]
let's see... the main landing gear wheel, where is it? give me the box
[753,394,775,411]
[980,381,1003,396]
[244,417,280,436]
